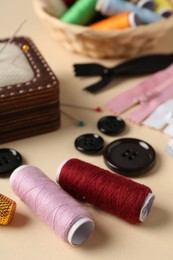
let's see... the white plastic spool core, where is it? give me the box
[56,159,69,182]
[139,193,155,222]
[68,217,94,245]
[128,12,142,27]
[158,8,173,18]
[56,160,95,245]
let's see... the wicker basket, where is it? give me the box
[33,0,173,58]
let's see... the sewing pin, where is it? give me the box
[10,44,30,65]
[61,103,102,112]
[61,109,85,126]
[0,19,26,56]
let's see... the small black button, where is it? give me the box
[0,148,22,176]
[97,116,126,136]
[103,138,156,177]
[74,133,104,154]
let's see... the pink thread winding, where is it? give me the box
[10,165,94,245]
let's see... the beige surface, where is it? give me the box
[1,1,173,259]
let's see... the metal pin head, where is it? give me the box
[22,44,29,53]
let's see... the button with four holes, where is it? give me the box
[103,138,156,177]
[0,148,22,176]
[97,115,126,136]
[74,133,104,154]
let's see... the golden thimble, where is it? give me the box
[0,194,16,225]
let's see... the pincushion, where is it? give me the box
[0,42,34,87]
[0,37,60,144]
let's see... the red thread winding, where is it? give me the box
[58,158,152,224]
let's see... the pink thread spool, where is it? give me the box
[10,165,94,245]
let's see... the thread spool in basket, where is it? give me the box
[56,158,155,224]
[33,0,173,59]
[89,12,142,30]
[10,165,94,245]
[60,0,97,25]
[96,0,162,24]
[154,0,173,17]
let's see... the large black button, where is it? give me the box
[0,148,22,176]
[97,116,126,136]
[74,133,104,154]
[103,138,156,177]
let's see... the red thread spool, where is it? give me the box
[56,158,155,224]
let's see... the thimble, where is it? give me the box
[0,194,16,225]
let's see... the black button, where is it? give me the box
[97,116,126,136]
[103,138,156,177]
[74,133,104,154]
[0,148,22,176]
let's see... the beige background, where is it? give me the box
[1,1,173,259]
